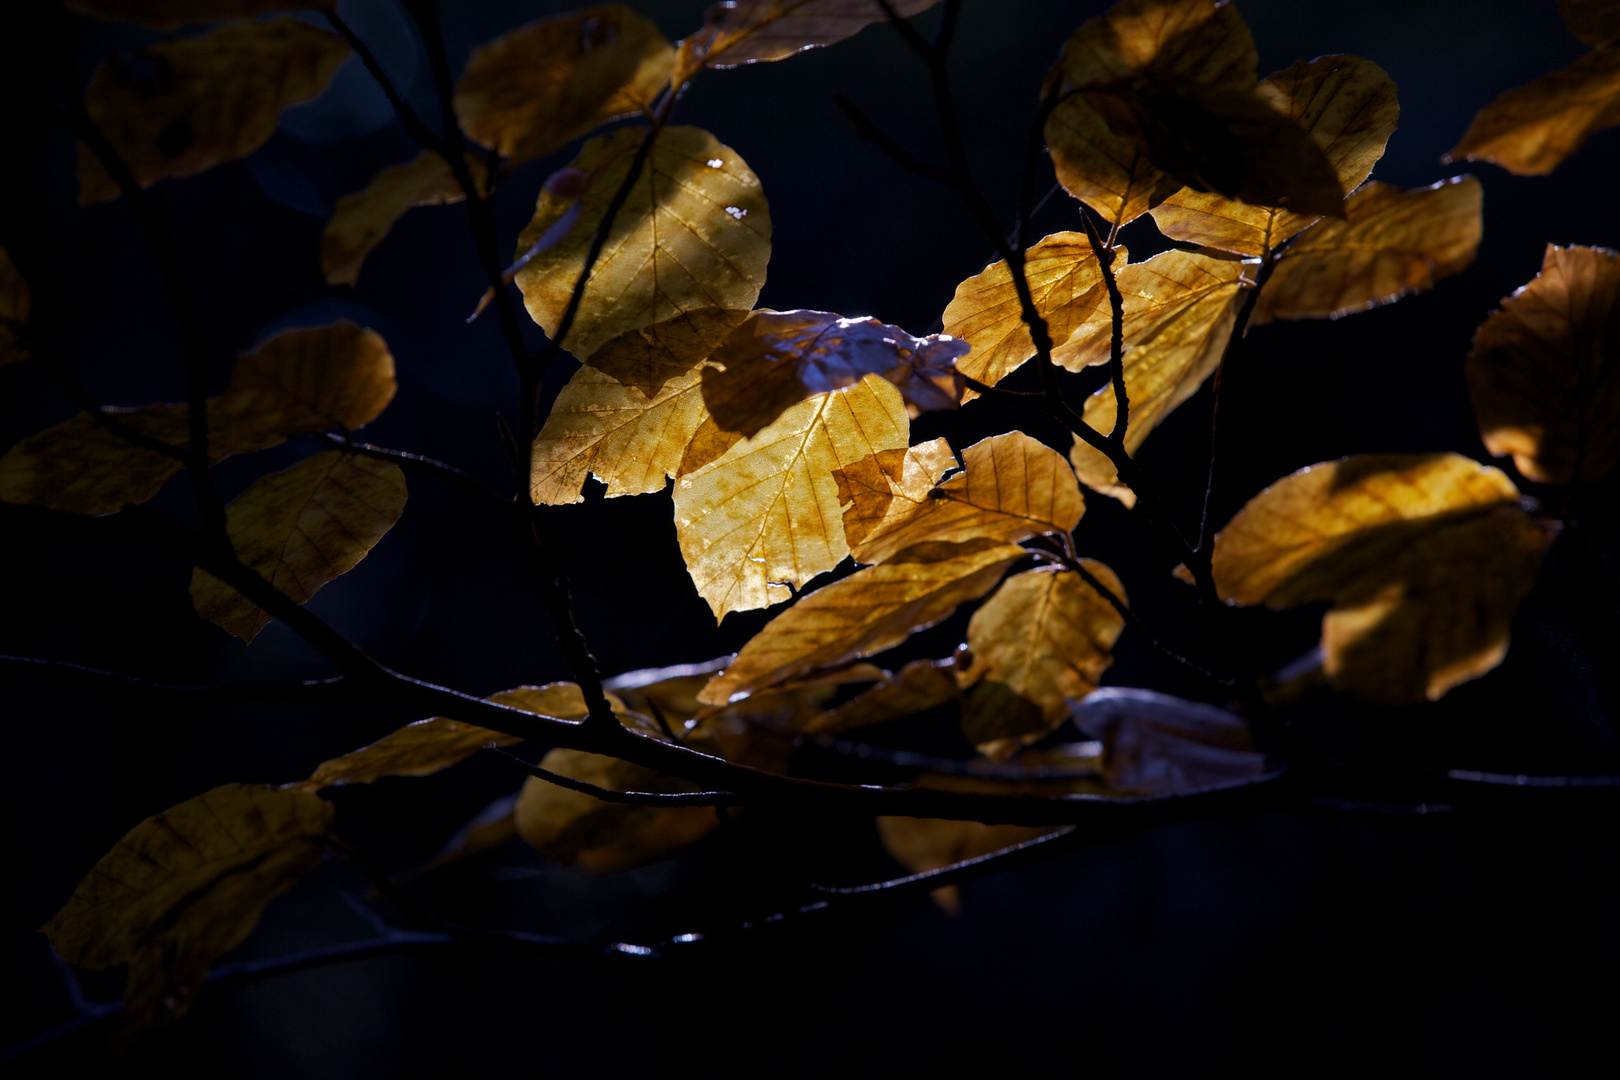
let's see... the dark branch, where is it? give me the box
[0,656,352,705]
[487,746,743,807]
[834,94,953,183]
[324,11,450,158]
[16,323,189,462]
[316,433,511,513]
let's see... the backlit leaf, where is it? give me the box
[1561,0,1620,45]
[1072,687,1268,793]
[191,451,407,642]
[65,0,327,29]
[321,152,484,287]
[698,540,1026,705]
[806,657,958,734]
[43,784,332,1029]
[454,5,674,164]
[1211,453,1556,703]
[673,375,910,620]
[515,126,771,361]
[1447,40,1620,176]
[587,307,751,397]
[78,19,349,203]
[674,0,941,83]
[875,815,1055,913]
[0,245,29,366]
[219,321,397,445]
[1467,243,1620,485]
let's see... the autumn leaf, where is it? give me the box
[837,432,1084,566]
[875,815,1056,913]
[1211,454,1557,704]
[454,5,674,164]
[219,322,397,446]
[1467,244,1620,485]
[587,307,751,397]
[44,784,332,1029]
[515,126,771,361]
[1447,39,1620,176]
[1150,55,1399,256]
[1252,177,1483,325]
[674,0,941,84]
[0,403,192,516]
[79,19,349,203]
[674,375,910,619]
[698,540,1026,705]
[322,152,489,287]
[1072,687,1268,793]
[806,657,959,734]
[65,0,329,28]
[0,245,29,367]
[191,451,407,642]
[958,564,1126,757]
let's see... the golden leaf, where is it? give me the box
[454,4,674,164]
[43,784,332,1029]
[78,19,349,203]
[1447,40,1620,176]
[837,431,1084,566]
[514,126,771,361]
[1253,177,1483,325]
[190,451,407,642]
[587,307,751,397]
[674,0,942,83]
[1467,244,1620,485]
[1150,55,1399,256]
[0,245,29,366]
[875,815,1056,913]
[673,375,910,620]
[1211,453,1557,704]
[321,152,485,287]
[65,0,329,29]
[1561,0,1620,45]
[805,657,959,734]
[220,321,397,445]
[698,540,1027,705]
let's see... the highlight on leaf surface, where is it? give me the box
[514,126,771,361]
[1072,687,1268,794]
[1467,243,1620,485]
[191,451,407,642]
[219,321,397,445]
[454,4,674,164]
[43,784,333,1029]
[78,19,350,203]
[1211,453,1557,704]
[1447,38,1620,176]
[1252,177,1483,325]
[65,0,329,28]
[674,0,942,84]
[0,244,29,366]
[322,152,488,286]
[673,374,909,620]
[805,657,959,734]
[876,816,1057,913]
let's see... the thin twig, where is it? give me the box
[316,433,510,513]
[0,655,352,704]
[487,746,742,807]
[1077,205,1128,443]
[1196,253,1275,554]
[324,10,450,157]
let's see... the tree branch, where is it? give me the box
[323,10,450,158]
[315,433,511,513]
[487,746,742,807]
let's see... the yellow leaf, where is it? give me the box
[1467,243,1620,485]
[587,307,751,397]
[958,564,1126,756]
[78,19,349,203]
[190,451,407,642]
[321,152,486,287]
[43,784,332,1029]
[0,245,30,367]
[875,816,1056,913]
[673,374,910,620]
[65,0,329,29]
[514,126,771,361]
[1447,40,1620,176]
[1561,0,1620,45]
[1211,453,1557,704]
[220,321,397,445]
[805,657,959,734]
[454,4,674,164]
[1252,177,1483,325]
[837,431,1084,566]
[1150,55,1400,256]
[698,540,1027,705]
[674,0,942,83]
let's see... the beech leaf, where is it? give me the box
[1446,40,1620,176]
[675,0,942,83]
[875,816,1056,913]
[587,307,752,397]
[805,657,959,734]
[220,321,397,446]
[1072,687,1269,793]
[64,0,329,29]
[322,152,487,287]
[0,403,194,516]
[0,245,30,367]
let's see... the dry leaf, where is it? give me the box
[674,0,941,83]
[1447,40,1620,176]
[587,307,751,397]
[302,718,520,790]
[805,657,959,734]
[322,152,485,287]
[78,19,349,203]
[0,403,193,516]
[0,245,30,367]
[220,321,396,445]
[1072,687,1267,793]
[1467,243,1620,485]
[65,0,328,28]
[875,816,1055,913]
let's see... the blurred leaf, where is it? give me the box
[674,0,941,83]
[1447,40,1620,176]
[394,794,519,886]
[190,451,407,642]
[1467,243,1620,485]
[65,0,328,29]
[78,19,349,203]
[806,657,959,734]
[587,307,750,397]
[1212,454,1557,704]
[515,126,770,361]
[302,718,520,790]
[220,321,397,445]
[1072,687,1268,793]
[454,4,674,164]
[0,403,195,515]
[43,784,332,1030]
[875,816,1055,913]
[1561,0,1620,45]
[322,152,488,287]
[0,245,30,366]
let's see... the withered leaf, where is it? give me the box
[515,126,771,361]
[875,815,1056,913]
[674,375,910,620]
[322,152,486,287]
[454,5,674,164]
[805,657,959,734]
[1467,243,1620,485]
[0,245,29,366]
[698,540,1027,705]
[587,307,751,397]
[1211,453,1556,704]
[1072,687,1268,793]
[1447,40,1620,176]
[674,0,941,83]
[191,451,407,642]
[79,19,349,203]
[1561,0,1620,45]
[220,321,397,445]
[65,0,327,29]
[43,784,332,1029]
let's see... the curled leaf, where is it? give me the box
[1072,687,1268,793]
[0,245,30,366]
[1447,40,1620,176]
[675,0,941,83]
[322,152,484,287]
[220,321,397,446]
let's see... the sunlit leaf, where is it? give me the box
[1253,177,1483,325]
[78,19,349,203]
[673,375,910,620]
[220,322,397,445]
[322,152,487,287]
[806,657,958,734]
[1561,0,1620,45]
[65,0,328,29]
[0,245,30,367]
[515,126,771,361]
[1211,454,1557,703]
[1447,38,1620,176]
[837,431,1084,565]
[1150,55,1399,256]
[1072,687,1269,793]
[43,784,332,1029]
[698,540,1026,705]
[190,451,407,642]
[674,0,941,83]
[587,307,751,397]
[875,815,1056,913]
[1467,243,1620,485]
[454,4,674,164]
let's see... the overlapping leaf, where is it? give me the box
[587,307,751,396]
[79,19,349,203]
[1467,244,1620,485]
[1211,453,1556,704]
[0,245,29,366]
[220,321,397,445]
[674,0,941,83]
[0,403,194,515]
[1447,40,1620,176]
[65,0,327,28]
[515,126,771,361]
[805,657,959,734]
[322,152,487,286]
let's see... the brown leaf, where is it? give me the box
[875,816,1056,913]
[220,321,397,445]
[1447,40,1620,176]
[514,126,771,361]
[587,307,751,397]
[1211,453,1557,704]
[454,5,674,164]
[0,403,193,515]
[1072,687,1268,793]
[698,540,1027,705]
[1561,0,1620,45]
[1253,177,1483,325]
[65,0,329,29]
[43,784,332,1029]
[78,19,349,203]
[806,657,959,734]
[674,0,941,83]
[0,245,30,366]
[321,152,486,287]
[1467,243,1620,485]
[190,451,407,642]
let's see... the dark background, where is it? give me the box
[4,0,1619,1073]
